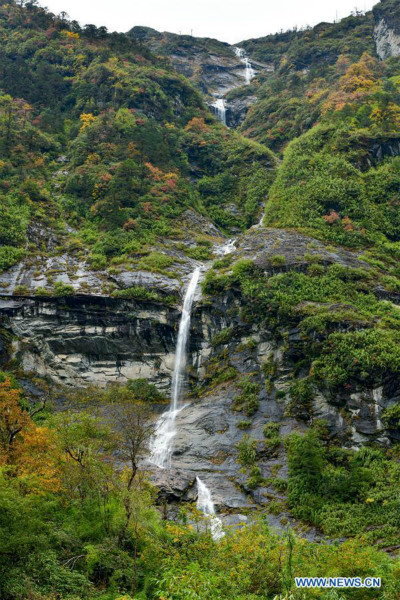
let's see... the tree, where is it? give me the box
[53,410,116,503]
[115,401,155,492]
[0,378,30,459]
[0,377,48,460]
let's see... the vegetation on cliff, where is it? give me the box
[0,0,399,598]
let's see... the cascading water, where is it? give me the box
[234,46,255,84]
[196,477,225,540]
[150,267,201,468]
[149,261,227,538]
[212,98,227,125]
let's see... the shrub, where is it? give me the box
[237,420,252,430]
[271,254,286,266]
[126,378,165,402]
[138,252,174,273]
[211,327,234,347]
[233,377,261,416]
[237,435,258,468]
[0,246,25,272]
[13,284,29,296]
[185,245,213,260]
[89,254,107,270]
[263,422,281,453]
[53,282,74,296]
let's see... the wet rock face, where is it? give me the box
[373,2,400,59]
[0,296,180,389]
[374,18,400,60]
[224,94,258,128]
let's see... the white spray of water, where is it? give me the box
[150,268,201,468]
[223,239,236,255]
[234,46,255,84]
[212,98,227,125]
[196,476,225,540]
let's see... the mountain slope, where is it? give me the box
[0,1,399,599]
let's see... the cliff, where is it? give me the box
[373,0,400,59]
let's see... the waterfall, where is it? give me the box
[196,477,225,540]
[212,98,227,125]
[150,267,201,469]
[149,267,225,539]
[223,239,236,255]
[234,46,255,84]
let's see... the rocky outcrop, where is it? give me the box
[128,27,247,97]
[128,26,273,127]
[224,94,259,128]
[373,1,400,59]
[0,295,180,389]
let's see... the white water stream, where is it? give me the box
[234,46,255,84]
[212,98,227,125]
[150,267,201,469]
[196,476,225,540]
[150,239,238,535]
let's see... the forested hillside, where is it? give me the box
[0,0,399,599]
[0,0,275,280]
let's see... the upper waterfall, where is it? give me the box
[234,46,255,84]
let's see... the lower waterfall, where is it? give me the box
[150,267,201,468]
[196,477,225,541]
[150,251,236,536]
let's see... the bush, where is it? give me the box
[53,281,74,296]
[271,254,286,266]
[185,245,213,260]
[126,378,165,402]
[211,327,234,347]
[237,435,258,467]
[263,422,281,453]
[138,252,175,273]
[0,246,25,272]
[89,254,108,270]
[233,377,261,416]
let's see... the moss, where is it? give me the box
[111,286,176,305]
[237,420,252,430]
[271,254,286,266]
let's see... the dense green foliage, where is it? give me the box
[204,259,400,389]
[240,12,376,150]
[0,375,399,600]
[0,0,275,274]
[286,429,400,547]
